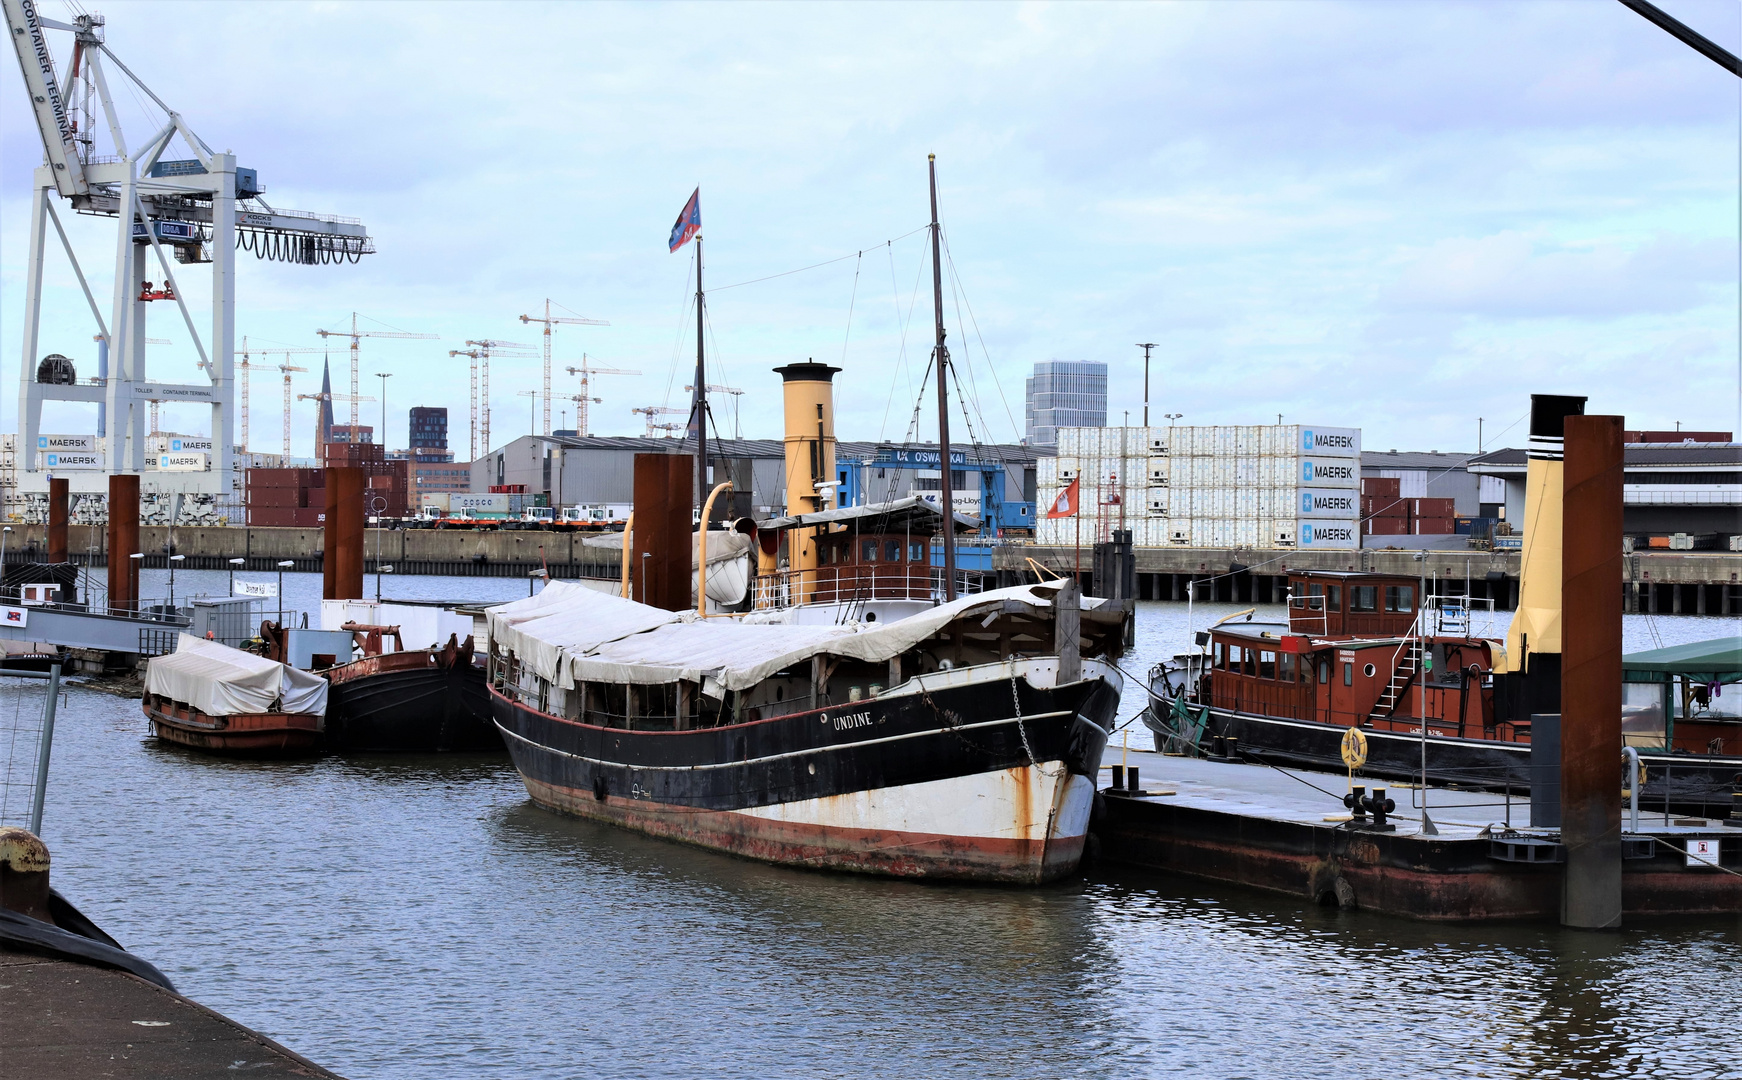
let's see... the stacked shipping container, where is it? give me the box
[1037,424,1361,549]
[246,441,410,526]
[1359,477,1456,536]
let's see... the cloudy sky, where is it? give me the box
[2,0,1736,459]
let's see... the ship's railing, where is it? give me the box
[751,566,948,610]
[1417,593,1499,640]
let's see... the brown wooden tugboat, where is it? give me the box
[142,634,328,755]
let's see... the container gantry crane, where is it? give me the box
[3,3,374,494]
[565,355,640,437]
[315,313,437,433]
[519,300,607,437]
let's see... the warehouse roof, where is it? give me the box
[1468,445,1742,474]
[1361,451,1475,470]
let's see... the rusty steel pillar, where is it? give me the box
[46,478,69,564]
[1560,414,1624,930]
[105,474,140,613]
[631,454,693,611]
[324,467,365,601]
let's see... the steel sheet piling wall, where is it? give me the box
[46,477,67,564]
[106,474,139,612]
[1560,415,1623,930]
[633,454,693,611]
[325,467,366,601]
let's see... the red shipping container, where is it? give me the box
[1361,477,1401,498]
[1413,518,1456,535]
[1409,498,1456,517]
[1366,518,1410,536]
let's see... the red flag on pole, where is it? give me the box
[1046,477,1080,518]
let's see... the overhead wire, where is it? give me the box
[711,224,928,293]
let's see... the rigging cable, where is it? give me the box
[942,229,1023,444]
[879,234,931,442]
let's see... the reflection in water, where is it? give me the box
[27,591,1742,1079]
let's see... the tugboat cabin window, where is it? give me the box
[861,540,879,562]
[884,540,901,562]
[1319,660,1330,683]
[1258,650,1276,679]
[1343,662,1353,686]
[1350,586,1378,613]
[1279,653,1296,683]
[1214,643,1227,669]
[1384,585,1414,613]
[909,542,925,562]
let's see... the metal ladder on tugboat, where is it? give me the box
[1368,640,1422,722]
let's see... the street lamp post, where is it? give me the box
[376,372,392,449]
[277,560,294,625]
[228,556,244,596]
[168,554,185,608]
[378,565,393,603]
[128,552,144,615]
[0,526,12,581]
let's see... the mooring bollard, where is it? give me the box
[1109,765,1124,792]
[1127,766,1141,793]
[0,826,52,923]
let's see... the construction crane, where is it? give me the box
[561,393,601,435]
[632,406,684,438]
[519,300,608,437]
[462,339,535,458]
[4,4,374,493]
[241,343,324,453]
[315,313,438,434]
[565,355,640,437]
[275,363,308,457]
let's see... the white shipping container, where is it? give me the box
[1299,426,1361,459]
[1300,457,1359,487]
[1298,487,1360,518]
[1298,519,1360,549]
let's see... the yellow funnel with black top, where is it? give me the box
[1503,394,1586,673]
[776,360,840,602]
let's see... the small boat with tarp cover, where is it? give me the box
[142,634,329,755]
[487,578,1126,883]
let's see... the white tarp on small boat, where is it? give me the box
[488,579,1085,692]
[144,634,329,717]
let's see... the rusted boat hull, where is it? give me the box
[494,665,1119,883]
[143,696,322,756]
[324,651,497,752]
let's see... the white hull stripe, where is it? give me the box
[732,767,1096,843]
[497,709,1076,772]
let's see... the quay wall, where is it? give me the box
[0,525,624,579]
[997,544,1742,615]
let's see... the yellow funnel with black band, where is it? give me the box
[1503,394,1586,673]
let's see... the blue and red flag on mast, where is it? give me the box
[669,188,701,252]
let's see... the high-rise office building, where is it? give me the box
[408,406,468,495]
[1024,360,1108,446]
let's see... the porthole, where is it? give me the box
[865,611,877,622]
[808,762,816,775]
[1363,663,1376,678]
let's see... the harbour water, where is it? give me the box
[27,572,1742,1079]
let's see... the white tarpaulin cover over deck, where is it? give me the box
[487,579,1085,692]
[144,634,329,717]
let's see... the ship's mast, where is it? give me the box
[695,236,707,515]
[928,155,957,601]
